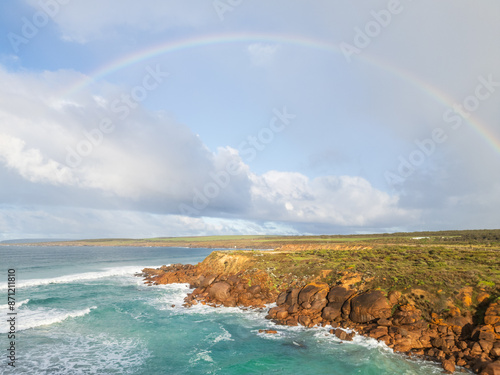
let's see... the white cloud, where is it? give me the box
[249,171,417,226]
[0,206,298,241]
[24,0,215,43]
[0,65,220,201]
[247,43,278,67]
[0,134,75,185]
[0,64,419,237]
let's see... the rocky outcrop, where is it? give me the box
[141,264,198,285]
[266,283,500,373]
[141,264,277,309]
[141,264,500,374]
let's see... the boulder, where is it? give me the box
[342,295,354,318]
[298,315,312,327]
[223,299,237,307]
[208,282,231,301]
[248,285,262,295]
[310,298,328,312]
[276,310,289,320]
[392,304,421,326]
[288,303,299,314]
[479,326,497,342]
[200,275,218,288]
[191,287,205,296]
[481,361,500,375]
[259,329,278,334]
[369,326,389,339]
[298,283,329,308]
[377,318,392,326]
[324,286,356,321]
[327,286,356,304]
[393,329,429,352]
[349,291,391,323]
[485,303,500,325]
[471,342,484,356]
[446,315,472,328]
[491,343,500,357]
[458,286,473,307]
[266,306,283,319]
[226,275,240,286]
[334,328,354,341]
[477,292,491,304]
[480,340,494,354]
[234,283,246,292]
[441,359,456,374]
[322,305,342,321]
[285,288,301,306]
[276,291,288,306]
[388,291,402,305]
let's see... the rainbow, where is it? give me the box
[59,32,500,155]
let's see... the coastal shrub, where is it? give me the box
[477,280,495,288]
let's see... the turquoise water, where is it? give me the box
[1,246,445,374]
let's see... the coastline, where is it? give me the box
[139,248,500,375]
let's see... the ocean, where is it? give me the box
[0,246,446,374]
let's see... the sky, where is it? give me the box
[0,0,499,240]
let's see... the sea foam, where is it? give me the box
[0,306,96,333]
[0,265,162,290]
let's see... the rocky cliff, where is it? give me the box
[140,250,500,374]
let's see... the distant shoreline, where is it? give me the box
[7,229,500,250]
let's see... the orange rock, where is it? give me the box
[334,328,354,341]
[392,304,422,325]
[477,292,491,304]
[457,358,467,367]
[297,283,329,308]
[276,310,289,320]
[480,340,494,353]
[388,291,402,305]
[379,335,393,346]
[349,291,391,323]
[258,329,278,334]
[208,282,231,302]
[298,315,311,327]
[339,272,362,287]
[458,287,473,307]
[485,303,500,325]
[480,361,500,375]
[442,359,456,373]
[471,342,484,356]
[369,326,388,339]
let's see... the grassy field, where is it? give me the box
[23,229,500,248]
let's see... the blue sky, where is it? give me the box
[0,0,499,240]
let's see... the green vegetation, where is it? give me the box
[222,241,499,315]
